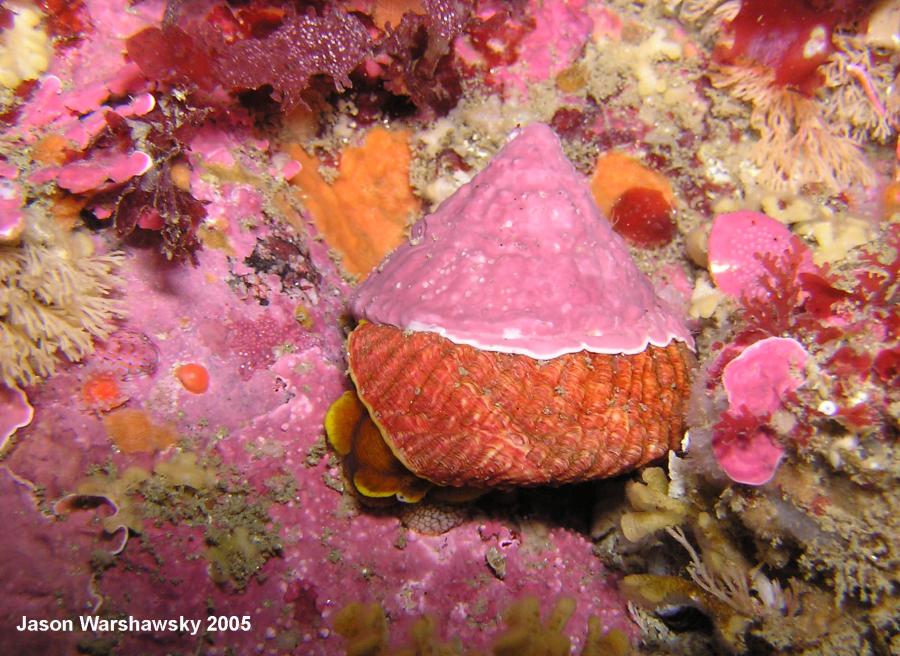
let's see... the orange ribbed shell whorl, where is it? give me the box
[347,322,692,488]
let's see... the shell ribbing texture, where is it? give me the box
[348,323,692,488]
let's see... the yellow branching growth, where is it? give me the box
[712,64,876,193]
[0,209,125,386]
[620,467,690,542]
[822,35,898,144]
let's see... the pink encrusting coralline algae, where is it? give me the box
[714,336,811,485]
[0,383,33,448]
[707,210,818,300]
[0,161,24,244]
[4,0,895,653]
[352,123,694,358]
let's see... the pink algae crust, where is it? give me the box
[714,337,810,485]
[0,383,33,447]
[0,468,123,654]
[0,135,636,654]
[713,419,785,486]
[708,210,817,299]
[352,123,693,358]
[723,337,810,417]
[0,162,24,243]
[490,0,594,95]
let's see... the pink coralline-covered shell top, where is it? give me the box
[351,123,693,359]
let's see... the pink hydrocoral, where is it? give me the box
[713,336,810,485]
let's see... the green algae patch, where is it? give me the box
[76,451,282,589]
[332,596,630,656]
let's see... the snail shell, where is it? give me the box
[328,124,696,500]
[346,322,692,488]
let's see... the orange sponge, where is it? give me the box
[590,152,674,216]
[289,127,421,279]
[103,408,177,454]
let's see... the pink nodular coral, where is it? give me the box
[1,383,34,448]
[708,211,817,300]
[713,336,810,485]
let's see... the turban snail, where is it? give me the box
[327,124,694,503]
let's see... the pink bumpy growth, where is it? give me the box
[713,336,810,485]
[352,123,693,359]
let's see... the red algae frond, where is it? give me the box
[609,187,677,248]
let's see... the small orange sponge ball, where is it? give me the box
[883,180,900,219]
[175,363,210,394]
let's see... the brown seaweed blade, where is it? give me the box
[348,322,692,488]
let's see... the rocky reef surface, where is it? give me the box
[1,1,897,654]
